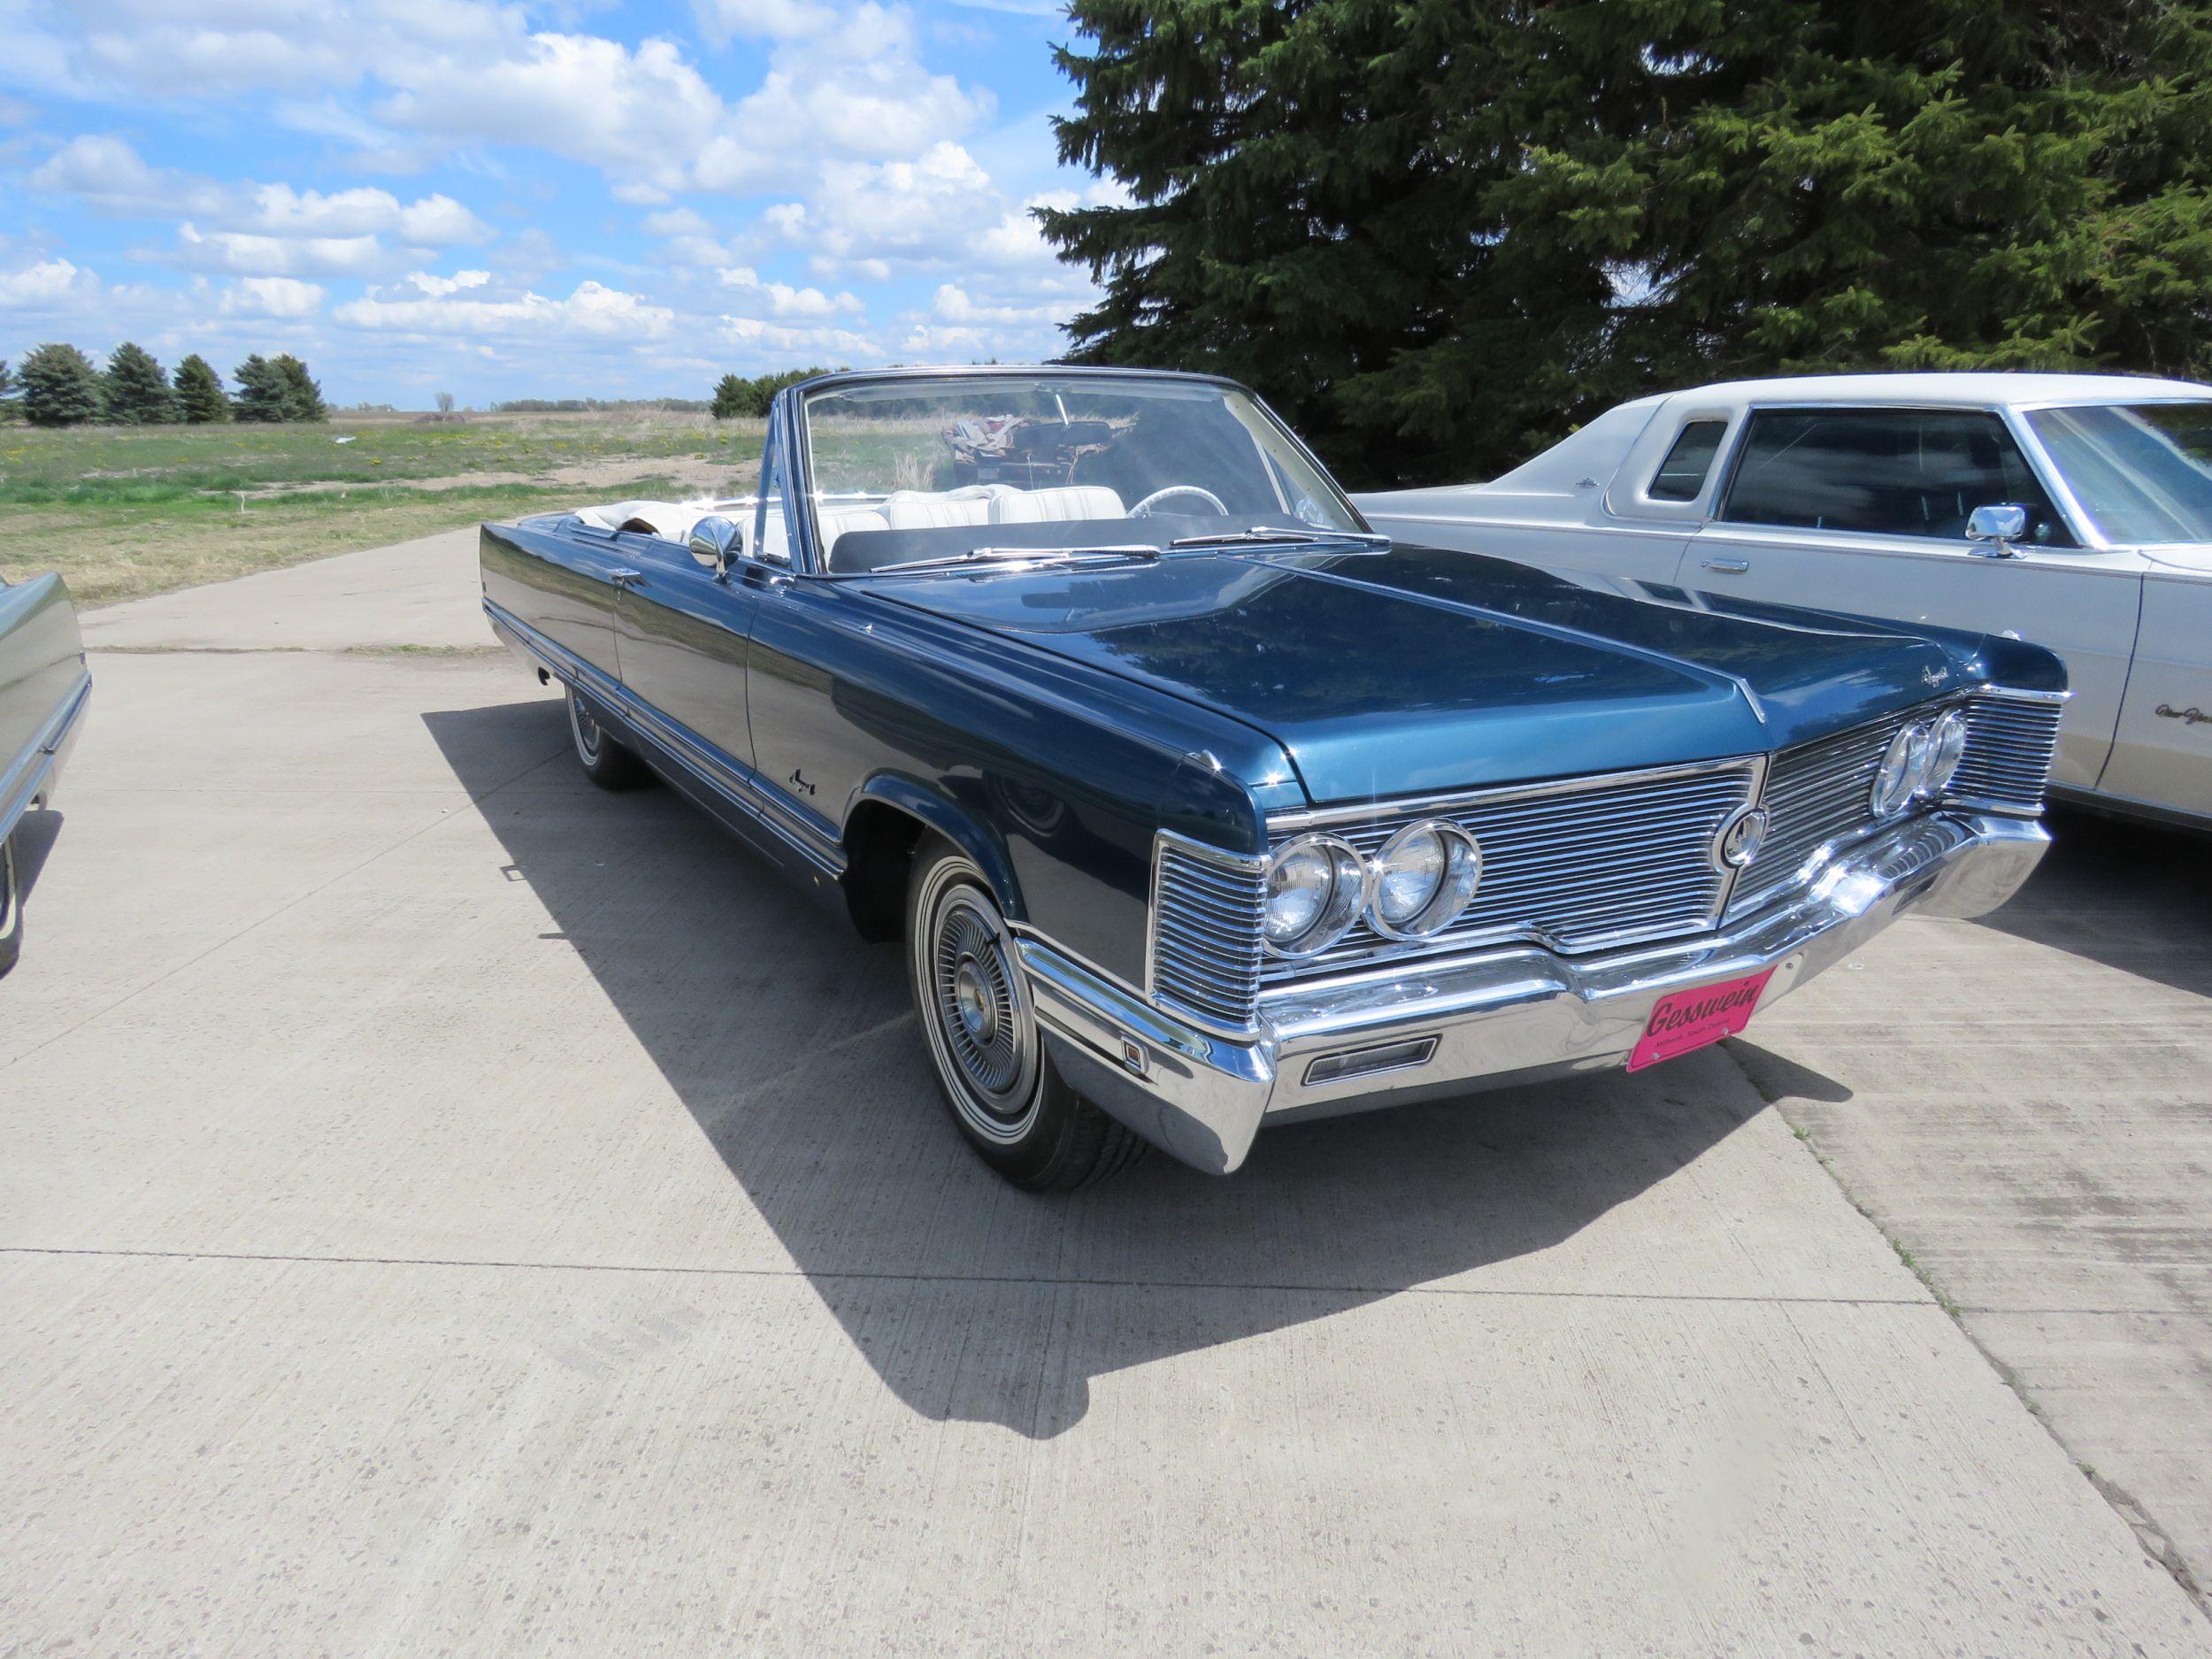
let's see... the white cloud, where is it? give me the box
[720,314,875,357]
[718,265,862,319]
[928,282,1064,328]
[334,278,676,342]
[691,0,840,44]
[373,32,726,199]
[0,257,99,309]
[220,275,325,318]
[175,223,388,278]
[30,134,231,217]
[404,268,490,296]
[35,136,491,248]
[645,208,740,267]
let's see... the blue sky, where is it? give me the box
[0,0,1116,407]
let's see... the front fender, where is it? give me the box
[846,771,1025,919]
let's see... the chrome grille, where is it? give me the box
[1954,694,2063,813]
[1260,761,1758,983]
[1729,709,1909,914]
[1148,838,1266,1029]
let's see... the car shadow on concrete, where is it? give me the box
[1974,806,2212,998]
[10,807,65,899]
[427,695,1758,1438]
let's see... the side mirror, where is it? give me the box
[687,515,746,574]
[1965,503,2029,557]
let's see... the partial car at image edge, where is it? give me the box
[480,365,2069,1188]
[0,571,92,978]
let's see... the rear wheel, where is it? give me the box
[0,832,21,978]
[904,840,1146,1191]
[566,683,651,791]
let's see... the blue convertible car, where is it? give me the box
[481,367,2065,1188]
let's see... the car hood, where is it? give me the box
[863,545,1986,805]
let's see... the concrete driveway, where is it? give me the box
[3,529,2207,1655]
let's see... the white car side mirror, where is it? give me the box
[1965,503,2029,557]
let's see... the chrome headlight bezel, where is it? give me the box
[1261,832,1365,958]
[1364,818,1484,940]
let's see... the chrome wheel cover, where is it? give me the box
[0,836,16,939]
[917,866,1041,1143]
[568,688,605,764]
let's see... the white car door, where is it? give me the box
[1684,404,2144,793]
[2100,548,2212,818]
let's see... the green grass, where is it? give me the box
[0,412,769,605]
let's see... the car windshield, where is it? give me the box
[2024,401,2212,545]
[797,373,1366,573]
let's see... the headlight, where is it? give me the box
[1925,709,1970,795]
[1871,720,1937,818]
[1263,833,1363,956]
[1366,819,1483,939]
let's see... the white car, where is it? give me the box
[1358,373,2212,827]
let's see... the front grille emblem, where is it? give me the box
[1712,805,1770,872]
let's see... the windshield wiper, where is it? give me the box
[1169,525,1392,550]
[875,543,1162,575]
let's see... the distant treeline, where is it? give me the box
[711,368,834,419]
[0,342,326,426]
[492,396,711,414]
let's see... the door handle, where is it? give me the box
[1701,557,1750,574]
[609,568,646,588]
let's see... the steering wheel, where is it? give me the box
[1130,484,1229,518]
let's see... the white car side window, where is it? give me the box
[1721,407,2074,545]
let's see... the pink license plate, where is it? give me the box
[1627,969,1776,1072]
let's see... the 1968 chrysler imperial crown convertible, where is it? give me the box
[480,367,2066,1189]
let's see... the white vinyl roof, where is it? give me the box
[1625,370,2212,412]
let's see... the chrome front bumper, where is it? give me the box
[1023,810,2048,1175]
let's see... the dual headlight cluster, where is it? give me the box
[1263,820,1484,957]
[1870,709,1970,818]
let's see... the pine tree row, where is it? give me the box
[0,342,327,427]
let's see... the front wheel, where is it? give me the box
[0,831,21,978]
[565,682,651,791]
[905,841,1146,1191]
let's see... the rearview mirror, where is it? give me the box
[1965,503,2029,557]
[687,515,746,574]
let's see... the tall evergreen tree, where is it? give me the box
[17,343,104,428]
[273,354,327,421]
[173,354,231,423]
[231,354,289,422]
[1045,1,2212,484]
[0,358,17,424]
[102,342,178,424]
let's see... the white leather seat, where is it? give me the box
[882,490,996,530]
[987,486,1125,524]
[817,507,888,558]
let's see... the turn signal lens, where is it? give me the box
[1263,833,1363,956]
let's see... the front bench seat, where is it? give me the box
[987,486,1125,523]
